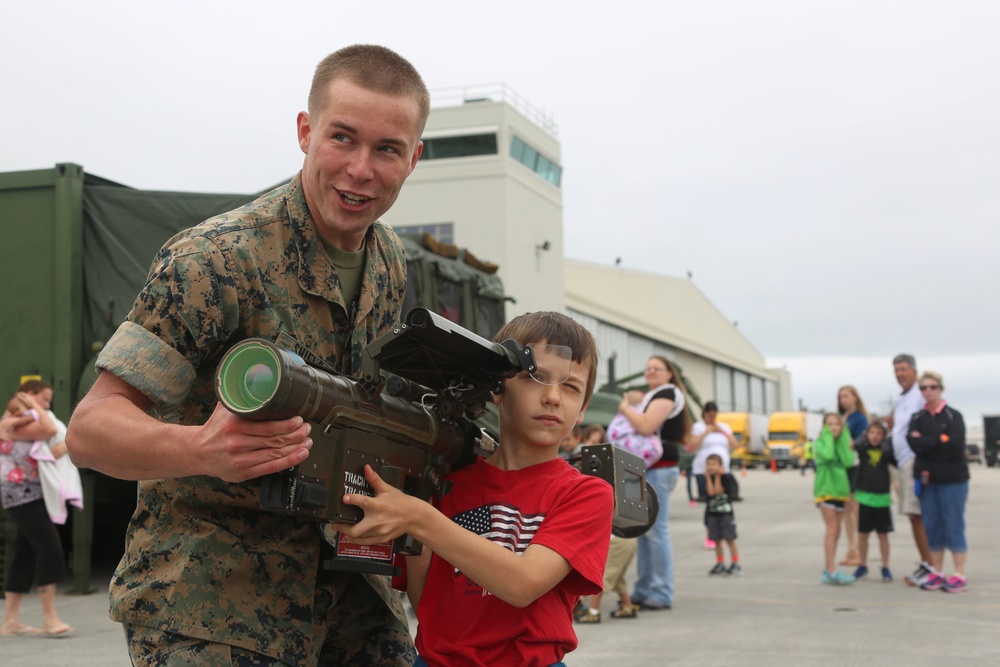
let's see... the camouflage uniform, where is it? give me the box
[96,173,414,666]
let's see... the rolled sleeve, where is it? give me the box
[96,322,197,415]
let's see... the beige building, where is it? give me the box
[388,88,791,413]
[565,261,791,412]
[388,85,565,316]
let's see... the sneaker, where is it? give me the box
[905,562,933,587]
[705,538,717,550]
[822,570,855,586]
[726,563,743,577]
[881,567,893,582]
[709,562,727,576]
[853,566,869,580]
[920,573,946,591]
[576,609,601,624]
[943,575,968,594]
[833,571,856,585]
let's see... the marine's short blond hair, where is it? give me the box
[493,312,599,403]
[308,44,430,135]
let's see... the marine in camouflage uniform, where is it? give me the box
[95,172,415,666]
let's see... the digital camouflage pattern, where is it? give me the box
[96,173,414,666]
[125,573,415,666]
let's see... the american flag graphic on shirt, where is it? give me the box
[452,503,545,554]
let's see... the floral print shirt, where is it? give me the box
[0,439,43,509]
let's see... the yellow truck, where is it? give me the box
[718,412,770,468]
[766,411,823,469]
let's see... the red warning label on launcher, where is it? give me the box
[336,532,394,561]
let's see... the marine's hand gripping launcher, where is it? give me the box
[214,307,656,574]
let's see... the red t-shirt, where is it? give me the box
[413,456,613,667]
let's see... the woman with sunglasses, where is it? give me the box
[906,371,970,593]
[617,356,690,611]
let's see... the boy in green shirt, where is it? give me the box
[852,422,897,582]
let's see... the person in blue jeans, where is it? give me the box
[616,356,691,610]
[906,371,970,594]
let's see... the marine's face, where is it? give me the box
[297,78,423,251]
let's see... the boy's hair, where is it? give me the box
[309,44,430,134]
[706,453,723,465]
[867,421,887,437]
[493,311,599,403]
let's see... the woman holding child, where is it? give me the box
[1,382,74,637]
[617,356,690,611]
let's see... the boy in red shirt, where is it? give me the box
[331,311,614,667]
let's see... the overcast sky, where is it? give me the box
[3,1,998,432]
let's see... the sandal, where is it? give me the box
[576,610,601,624]
[610,604,638,619]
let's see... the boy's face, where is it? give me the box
[705,458,723,476]
[494,341,591,451]
[867,427,885,445]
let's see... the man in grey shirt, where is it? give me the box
[887,354,934,586]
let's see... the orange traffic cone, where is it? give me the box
[770,458,778,473]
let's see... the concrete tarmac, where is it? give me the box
[3,466,998,666]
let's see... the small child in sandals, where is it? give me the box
[575,533,639,624]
